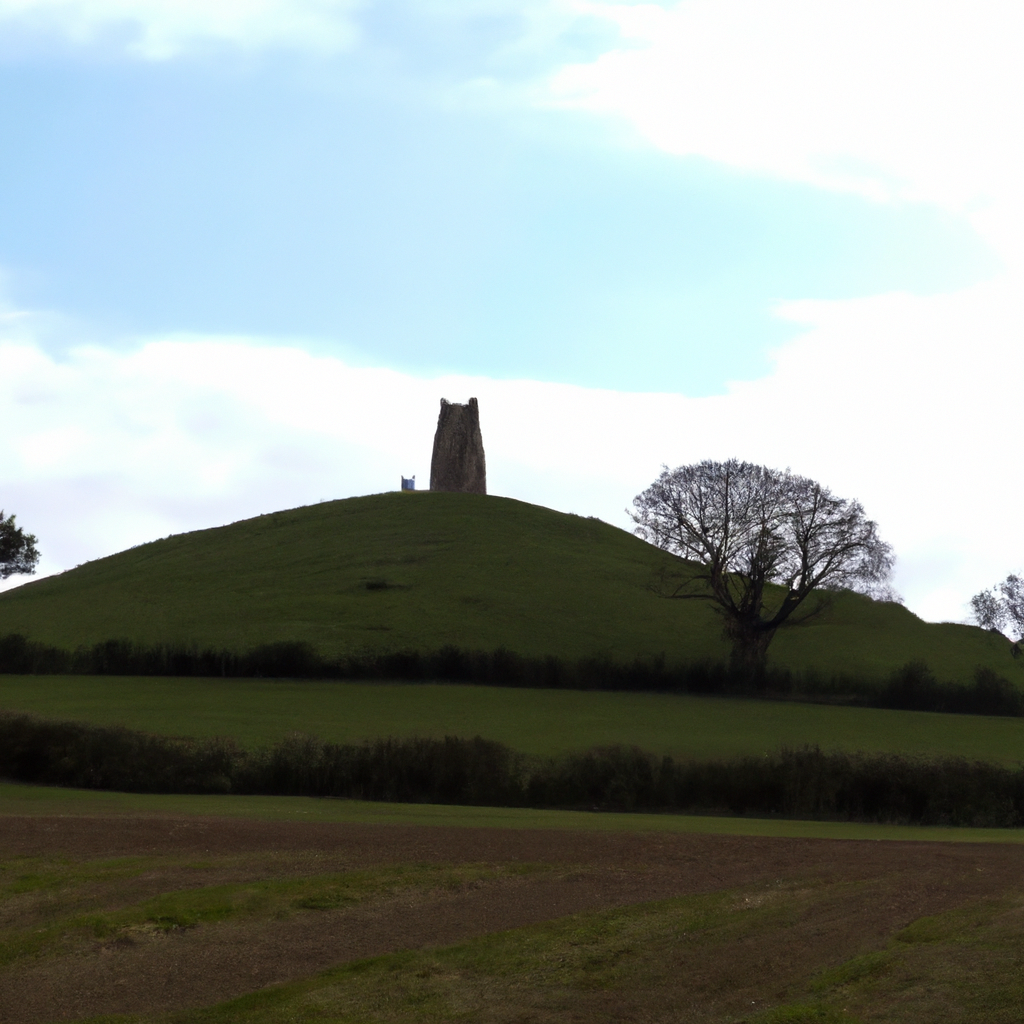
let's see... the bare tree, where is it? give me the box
[631,460,896,680]
[0,511,40,581]
[970,574,1024,641]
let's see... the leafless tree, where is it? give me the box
[970,574,1024,641]
[0,511,40,580]
[631,460,896,680]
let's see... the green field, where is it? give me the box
[5,675,1024,764]
[0,491,1018,683]
[4,781,1024,843]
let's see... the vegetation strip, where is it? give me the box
[0,859,541,970]
[2,633,1022,718]
[5,712,1024,827]
[5,784,1024,843]
[9,674,1024,766]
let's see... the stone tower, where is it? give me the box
[429,397,486,494]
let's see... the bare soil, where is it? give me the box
[2,815,1023,1023]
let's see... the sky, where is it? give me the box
[0,0,1020,623]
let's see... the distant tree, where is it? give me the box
[970,574,1024,641]
[0,511,40,580]
[631,460,896,682]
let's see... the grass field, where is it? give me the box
[0,492,1018,684]
[5,781,1024,844]
[6,675,1024,763]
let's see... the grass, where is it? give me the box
[5,782,1024,844]
[0,857,542,970]
[161,886,794,1024]
[6,675,1024,763]
[0,492,1018,684]
[785,894,1024,1022]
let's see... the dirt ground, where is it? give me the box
[2,815,1024,1023]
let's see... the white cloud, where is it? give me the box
[2,286,1021,624]
[0,0,609,64]
[0,0,363,58]
[522,0,1024,623]
[551,0,1024,263]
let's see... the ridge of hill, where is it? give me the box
[0,492,1018,684]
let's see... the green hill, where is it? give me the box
[0,492,1018,684]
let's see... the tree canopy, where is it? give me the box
[0,511,40,581]
[631,459,895,679]
[970,574,1024,642]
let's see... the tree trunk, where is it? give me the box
[725,619,776,689]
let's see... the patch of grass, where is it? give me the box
[0,492,1018,684]
[789,894,1024,1023]
[0,861,542,968]
[6,677,1024,764]
[810,951,892,992]
[894,901,1005,946]
[0,855,155,900]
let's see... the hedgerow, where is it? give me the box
[3,712,1023,827]
[1,634,1020,717]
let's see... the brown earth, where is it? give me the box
[2,815,1024,1023]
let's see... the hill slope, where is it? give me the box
[0,492,1018,683]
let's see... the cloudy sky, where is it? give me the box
[1,0,1020,623]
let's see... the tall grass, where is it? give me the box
[4,711,1024,827]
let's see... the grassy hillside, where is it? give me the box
[0,491,1017,683]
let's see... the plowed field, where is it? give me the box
[3,814,1024,1023]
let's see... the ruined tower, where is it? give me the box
[429,397,486,494]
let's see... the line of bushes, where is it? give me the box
[869,661,1023,715]
[1,632,1021,717]
[2,712,1023,827]
[0,634,702,689]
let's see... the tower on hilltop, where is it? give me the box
[429,397,486,494]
